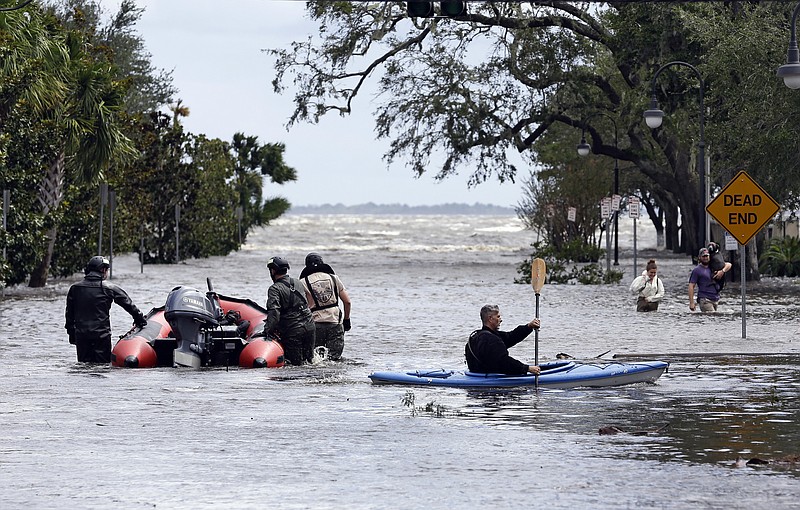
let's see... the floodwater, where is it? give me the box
[1,214,799,509]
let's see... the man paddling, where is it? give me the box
[465,304,541,375]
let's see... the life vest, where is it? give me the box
[304,273,340,312]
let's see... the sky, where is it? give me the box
[110,0,529,207]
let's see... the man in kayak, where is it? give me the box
[465,304,541,375]
[299,252,352,361]
[64,256,147,363]
[259,256,316,365]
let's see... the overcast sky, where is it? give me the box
[114,0,528,207]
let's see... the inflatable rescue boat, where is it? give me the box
[111,279,284,369]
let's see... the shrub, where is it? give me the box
[759,237,800,277]
[516,241,619,285]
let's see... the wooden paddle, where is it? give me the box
[530,258,546,386]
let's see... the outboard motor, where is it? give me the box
[164,286,219,367]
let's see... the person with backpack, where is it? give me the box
[299,253,352,361]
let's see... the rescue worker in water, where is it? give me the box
[64,256,147,363]
[258,256,316,365]
[299,252,352,361]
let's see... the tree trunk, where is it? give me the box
[28,224,57,287]
[28,151,65,288]
[746,239,760,282]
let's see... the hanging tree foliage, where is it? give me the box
[269,2,800,260]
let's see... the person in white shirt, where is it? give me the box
[299,253,352,360]
[629,259,665,312]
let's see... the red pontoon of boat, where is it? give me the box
[111,279,284,369]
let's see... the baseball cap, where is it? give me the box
[698,247,710,257]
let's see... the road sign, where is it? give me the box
[629,196,640,219]
[724,231,738,250]
[611,194,621,211]
[600,197,612,219]
[706,171,779,246]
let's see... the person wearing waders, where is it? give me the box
[299,252,352,361]
[258,256,316,365]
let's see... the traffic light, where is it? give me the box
[407,0,434,17]
[406,0,467,18]
[440,0,466,17]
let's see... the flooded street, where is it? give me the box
[1,214,799,509]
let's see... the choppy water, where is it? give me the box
[1,214,799,509]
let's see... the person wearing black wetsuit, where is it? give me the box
[65,256,147,363]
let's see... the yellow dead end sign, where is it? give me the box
[706,170,780,246]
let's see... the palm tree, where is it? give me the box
[170,99,190,126]
[27,31,135,287]
[0,8,67,129]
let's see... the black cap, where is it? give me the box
[266,256,290,271]
[305,252,324,267]
[85,256,110,274]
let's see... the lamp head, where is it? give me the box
[576,139,591,157]
[778,41,800,90]
[643,108,664,129]
[777,62,800,89]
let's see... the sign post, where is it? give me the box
[99,183,108,256]
[600,197,613,274]
[706,171,780,338]
[629,196,641,275]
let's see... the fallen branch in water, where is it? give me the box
[598,423,670,436]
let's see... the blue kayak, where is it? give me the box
[368,360,669,389]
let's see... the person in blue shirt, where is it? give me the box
[688,247,731,312]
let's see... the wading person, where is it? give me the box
[259,256,316,365]
[629,259,665,312]
[299,252,352,361]
[64,256,147,363]
[688,247,731,312]
[465,304,541,375]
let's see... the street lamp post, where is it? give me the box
[777,2,800,89]
[644,61,706,255]
[576,113,620,266]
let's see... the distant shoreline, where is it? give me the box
[288,202,516,215]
